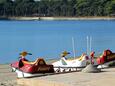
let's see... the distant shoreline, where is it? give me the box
[1,16,115,21]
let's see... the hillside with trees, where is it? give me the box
[0,0,115,17]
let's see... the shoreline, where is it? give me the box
[1,16,115,21]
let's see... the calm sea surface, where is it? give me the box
[0,20,115,63]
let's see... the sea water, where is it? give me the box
[0,20,115,63]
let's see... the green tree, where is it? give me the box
[0,0,115,17]
[104,0,115,16]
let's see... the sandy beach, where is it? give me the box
[0,64,115,86]
[0,64,18,86]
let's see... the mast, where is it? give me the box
[87,36,89,55]
[90,36,92,54]
[72,37,76,59]
[87,36,92,56]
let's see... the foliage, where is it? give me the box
[0,0,115,17]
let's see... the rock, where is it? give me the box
[0,83,6,86]
[0,80,18,86]
[82,64,101,73]
[0,83,4,85]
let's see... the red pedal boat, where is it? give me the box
[10,52,54,78]
[97,50,115,68]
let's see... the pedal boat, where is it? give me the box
[11,58,54,78]
[52,53,92,72]
[97,49,115,68]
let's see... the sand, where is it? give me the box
[0,64,115,86]
[0,64,18,86]
[18,68,115,86]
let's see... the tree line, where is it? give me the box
[0,0,115,17]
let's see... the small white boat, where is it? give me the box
[52,53,92,72]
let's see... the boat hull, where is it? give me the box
[15,69,53,78]
[97,60,115,68]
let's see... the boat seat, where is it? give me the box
[22,58,46,65]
